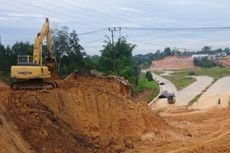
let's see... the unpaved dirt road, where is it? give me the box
[192,76,230,109]
[152,73,213,106]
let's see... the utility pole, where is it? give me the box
[108,27,121,44]
[108,27,121,72]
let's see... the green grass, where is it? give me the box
[153,70,164,75]
[133,73,160,103]
[170,67,230,105]
[173,67,230,80]
[163,75,196,90]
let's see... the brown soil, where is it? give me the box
[0,71,230,153]
[0,72,168,153]
[132,90,153,102]
[152,56,195,70]
[129,107,230,153]
[218,56,230,67]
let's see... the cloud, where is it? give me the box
[1,0,230,55]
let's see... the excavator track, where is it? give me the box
[10,79,58,90]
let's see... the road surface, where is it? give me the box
[192,76,230,109]
[151,73,213,106]
[176,76,214,106]
[152,73,177,94]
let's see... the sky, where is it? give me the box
[1,0,230,55]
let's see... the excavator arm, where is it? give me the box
[33,18,52,65]
[33,18,57,77]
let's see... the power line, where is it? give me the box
[78,28,107,36]
[121,26,230,31]
[76,26,230,37]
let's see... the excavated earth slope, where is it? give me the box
[0,72,168,153]
[152,56,195,70]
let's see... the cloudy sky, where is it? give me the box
[1,0,230,55]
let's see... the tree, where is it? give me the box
[52,26,70,60]
[193,57,219,68]
[98,37,140,86]
[164,47,173,56]
[0,42,33,72]
[201,46,211,54]
[145,71,153,81]
[224,48,230,55]
[52,26,93,76]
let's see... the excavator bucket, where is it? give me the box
[45,56,59,79]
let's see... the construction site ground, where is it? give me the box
[131,106,230,153]
[0,72,229,153]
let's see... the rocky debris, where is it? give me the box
[140,132,156,141]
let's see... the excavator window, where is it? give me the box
[17,55,38,66]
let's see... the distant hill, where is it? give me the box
[152,56,195,70]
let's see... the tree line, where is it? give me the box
[134,46,230,68]
[0,26,140,90]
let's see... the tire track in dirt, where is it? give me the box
[166,117,230,153]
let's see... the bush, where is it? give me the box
[145,71,153,81]
[193,57,219,68]
[188,71,195,75]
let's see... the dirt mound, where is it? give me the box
[65,70,132,98]
[152,56,195,70]
[0,73,168,153]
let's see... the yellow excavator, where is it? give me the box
[10,18,58,90]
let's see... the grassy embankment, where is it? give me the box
[173,67,230,81]
[160,67,230,91]
[153,70,196,90]
[153,71,164,76]
[133,73,160,103]
[163,75,196,90]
